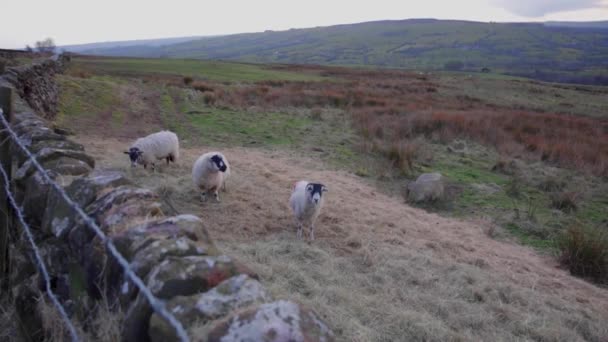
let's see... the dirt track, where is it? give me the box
[78,135,608,341]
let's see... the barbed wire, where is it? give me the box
[0,162,80,342]
[0,112,190,342]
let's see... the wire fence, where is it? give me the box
[0,111,190,342]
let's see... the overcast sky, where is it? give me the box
[1,0,606,48]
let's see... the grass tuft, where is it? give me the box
[558,224,608,284]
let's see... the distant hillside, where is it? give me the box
[66,19,608,85]
[544,21,608,29]
[60,36,210,53]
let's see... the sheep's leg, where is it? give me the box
[296,221,303,239]
[200,191,207,202]
[214,191,221,203]
[309,224,315,241]
[166,156,171,165]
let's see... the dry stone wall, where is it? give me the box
[1,59,333,341]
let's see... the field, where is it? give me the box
[50,56,608,340]
[67,19,608,85]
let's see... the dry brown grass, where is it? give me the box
[0,297,18,341]
[559,224,608,285]
[37,292,123,342]
[77,135,608,341]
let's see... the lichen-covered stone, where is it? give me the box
[122,255,257,342]
[41,170,131,238]
[82,199,164,299]
[14,138,85,166]
[14,126,66,148]
[203,301,334,342]
[15,147,95,182]
[68,186,159,263]
[112,215,216,259]
[13,117,47,136]
[149,275,269,342]
[116,237,219,305]
[22,169,58,227]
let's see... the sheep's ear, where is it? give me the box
[322,186,328,193]
[137,151,144,155]
[123,151,130,154]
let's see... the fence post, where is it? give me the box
[0,86,14,295]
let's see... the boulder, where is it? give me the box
[203,300,334,342]
[149,274,269,341]
[406,172,445,203]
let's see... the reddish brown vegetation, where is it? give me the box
[163,64,608,176]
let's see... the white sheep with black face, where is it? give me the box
[192,151,231,202]
[289,180,328,241]
[124,130,179,171]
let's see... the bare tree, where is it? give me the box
[25,45,33,53]
[35,38,56,54]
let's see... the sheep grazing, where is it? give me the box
[192,152,231,202]
[124,130,179,171]
[289,180,328,241]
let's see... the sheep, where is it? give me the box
[192,152,231,202]
[289,180,328,241]
[124,130,179,171]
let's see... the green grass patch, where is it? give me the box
[188,108,311,145]
[72,57,327,82]
[57,75,122,123]
[505,222,557,250]
[159,87,190,140]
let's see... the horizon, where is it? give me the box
[1,0,607,48]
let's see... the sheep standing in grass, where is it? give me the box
[289,180,328,241]
[192,152,230,202]
[124,130,179,171]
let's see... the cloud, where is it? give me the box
[492,0,603,17]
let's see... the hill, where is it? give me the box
[65,19,608,85]
[60,35,211,53]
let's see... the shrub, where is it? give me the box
[192,81,214,93]
[310,107,323,120]
[537,176,566,192]
[558,224,608,284]
[505,176,522,198]
[550,191,580,213]
[383,140,419,173]
[183,76,193,85]
[202,91,216,106]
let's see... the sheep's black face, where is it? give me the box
[306,183,328,205]
[211,154,227,172]
[123,147,143,167]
